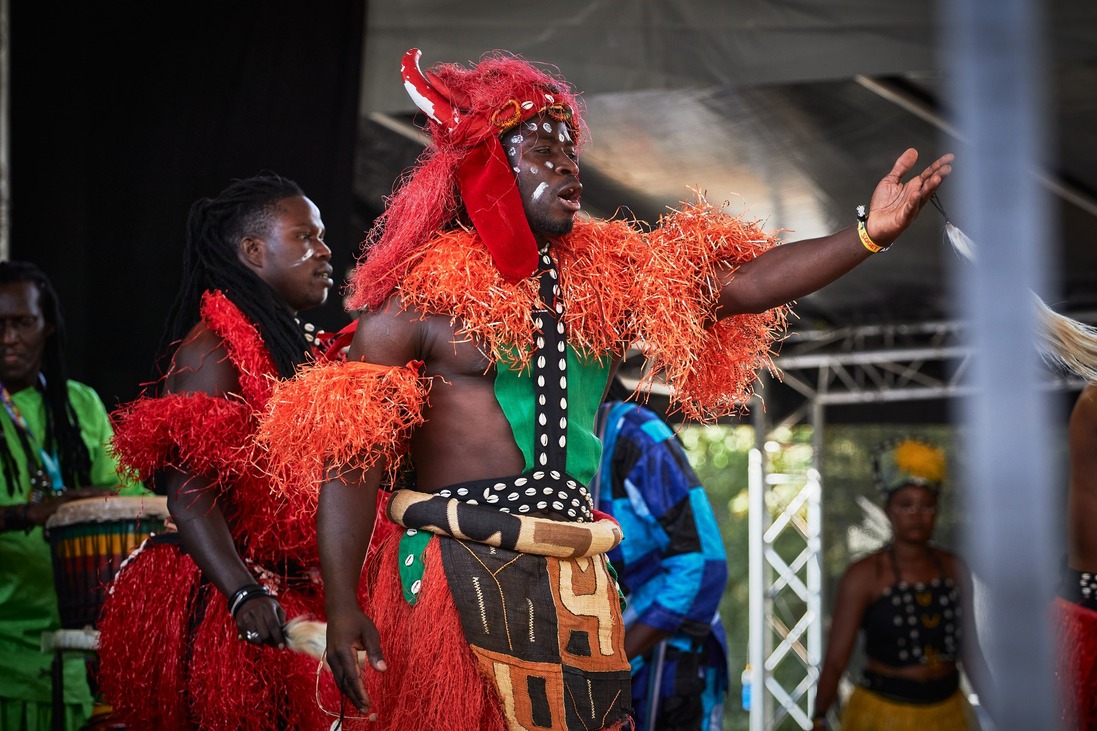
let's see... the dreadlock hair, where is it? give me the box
[0,260,92,494]
[155,172,314,381]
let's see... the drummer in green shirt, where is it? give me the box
[0,260,145,731]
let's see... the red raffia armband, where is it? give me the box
[256,359,429,497]
[634,197,790,422]
[110,392,253,488]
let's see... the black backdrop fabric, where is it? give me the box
[9,1,366,408]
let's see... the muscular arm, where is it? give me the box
[161,324,287,646]
[716,149,954,316]
[319,301,423,713]
[814,559,873,721]
[1069,383,1097,569]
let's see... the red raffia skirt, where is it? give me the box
[1053,596,1097,728]
[97,540,344,731]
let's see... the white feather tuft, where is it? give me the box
[1033,294,1097,382]
[943,221,977,263]
[283,617,328,662]
[941,219,1097,380]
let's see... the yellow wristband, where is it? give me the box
[857,219,886,254]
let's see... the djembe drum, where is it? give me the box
[45,495,171,630]
[43,495,171,730]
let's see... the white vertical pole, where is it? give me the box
[748,444,765,731]
[942,0,1057,727]
[806,400,824,702]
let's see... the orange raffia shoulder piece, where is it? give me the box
[398,219,640,368]
[399,228,541,368]
[110,391,253,487]
[636,196,790,422]
[256,359,429,496]
[553,216,641,357]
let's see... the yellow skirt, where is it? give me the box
[840,686,981,731]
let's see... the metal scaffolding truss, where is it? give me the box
[748,452,822,731]
[770,316,1088,427]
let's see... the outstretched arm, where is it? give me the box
[716,149,954,316]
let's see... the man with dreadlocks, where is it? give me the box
[258,49,953,730]
[96,172,347,729]
[0,260,143,730]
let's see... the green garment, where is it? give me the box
[0,380,144,730]
[494,345,611,486]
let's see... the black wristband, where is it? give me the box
[228,583,270,618]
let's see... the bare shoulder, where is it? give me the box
[164,321,239,397]
[348,294,427,367]
[350,293,494,380]
[845,552,880,580]
[841,552,882,593]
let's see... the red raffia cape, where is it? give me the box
[98,291,347,730]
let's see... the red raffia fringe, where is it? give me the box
[108,288,279,492]
[99,542,341,730]
[109,392,252,491]
[200,290,279,405]
[396,197,788,422]
[1054,597,1097,729]
[359,536,508,731]
[97,543,200,730]
[256,360,430,497]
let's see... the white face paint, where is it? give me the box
[531,182,550,201]
[510,134,523,144]
[542,122,552,133]
[560,128,572,143]
[545,161,554,169]
[294,244,317,265]
[507,147,517,157]
[529,166,539,174]
[525,122,538,132]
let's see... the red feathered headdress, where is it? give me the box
[347,49,585,311]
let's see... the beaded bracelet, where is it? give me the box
[856,204,889,254]
[228,583,271,618]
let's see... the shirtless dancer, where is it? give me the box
[259,48,953,730]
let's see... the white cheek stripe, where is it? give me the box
[294,246,316,265]
[531,182,550,201]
